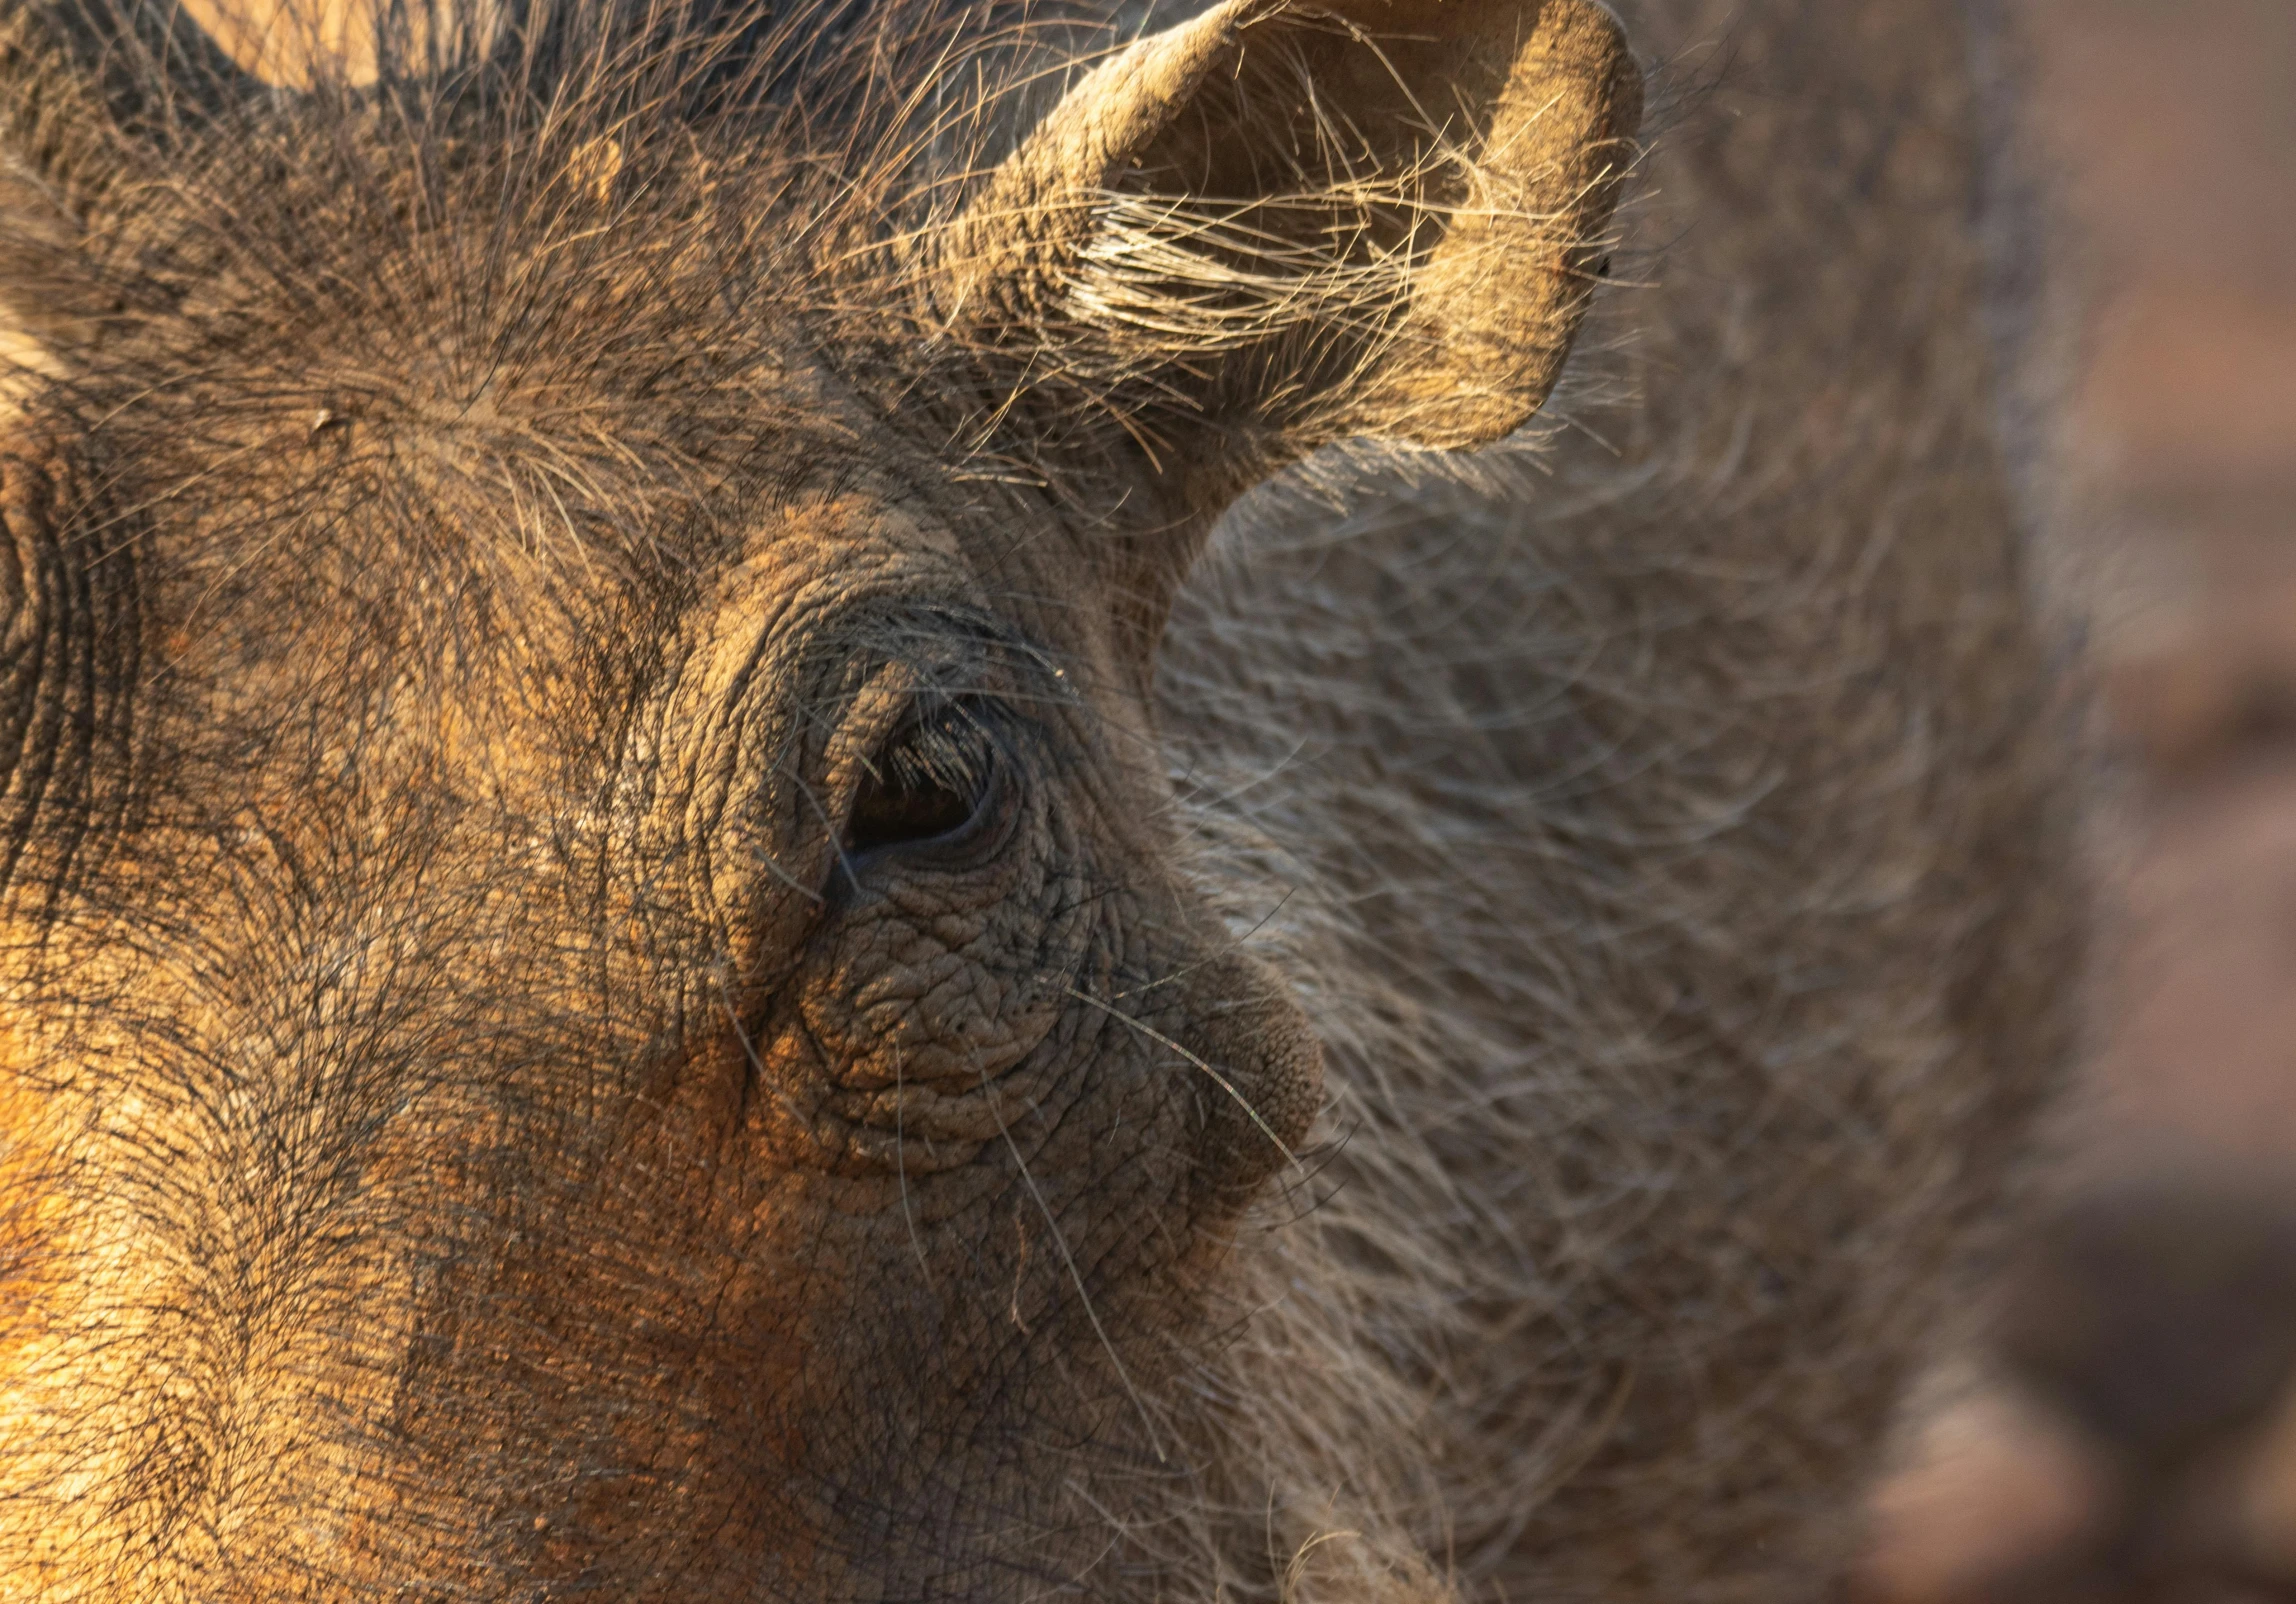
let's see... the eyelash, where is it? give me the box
[841,699,1011,868]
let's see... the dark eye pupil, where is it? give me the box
[846,772,977,855]
[844,709,996,859]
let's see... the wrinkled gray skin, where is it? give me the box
[0,0,2079,1599]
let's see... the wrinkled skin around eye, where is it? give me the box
[0,468,1327,1602]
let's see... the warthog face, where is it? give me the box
[0,0,1636,1594]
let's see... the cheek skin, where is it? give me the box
[0,476,1319,1599]
[0,1066,56,1371]
[0,1007,129,1601]
[0,991,102,1390]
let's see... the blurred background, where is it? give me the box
[1858,2,2296,1598]
[2035,0,2296,1163]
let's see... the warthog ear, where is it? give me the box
[935,0,1641,514]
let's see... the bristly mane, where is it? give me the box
[0,0,1082,535]
[1,0,1619,564]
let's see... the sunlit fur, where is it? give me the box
[0,0,2081,1599]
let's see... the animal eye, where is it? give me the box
[843,702,1006,865]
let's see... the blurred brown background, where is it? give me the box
[2042,0,2296,1167]
[1862,2,2296,1597]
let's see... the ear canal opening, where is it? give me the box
[1122,9,1497,224]
[1097,0,1641,450]
[1074,13,1479,420]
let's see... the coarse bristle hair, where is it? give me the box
[0,0,1552,564]
[0,1,2089,1600]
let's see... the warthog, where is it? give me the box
[0,0,2080,1596]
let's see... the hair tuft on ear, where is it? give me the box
[933,0,1642,508]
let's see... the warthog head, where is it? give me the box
[0,0,1637,1593]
